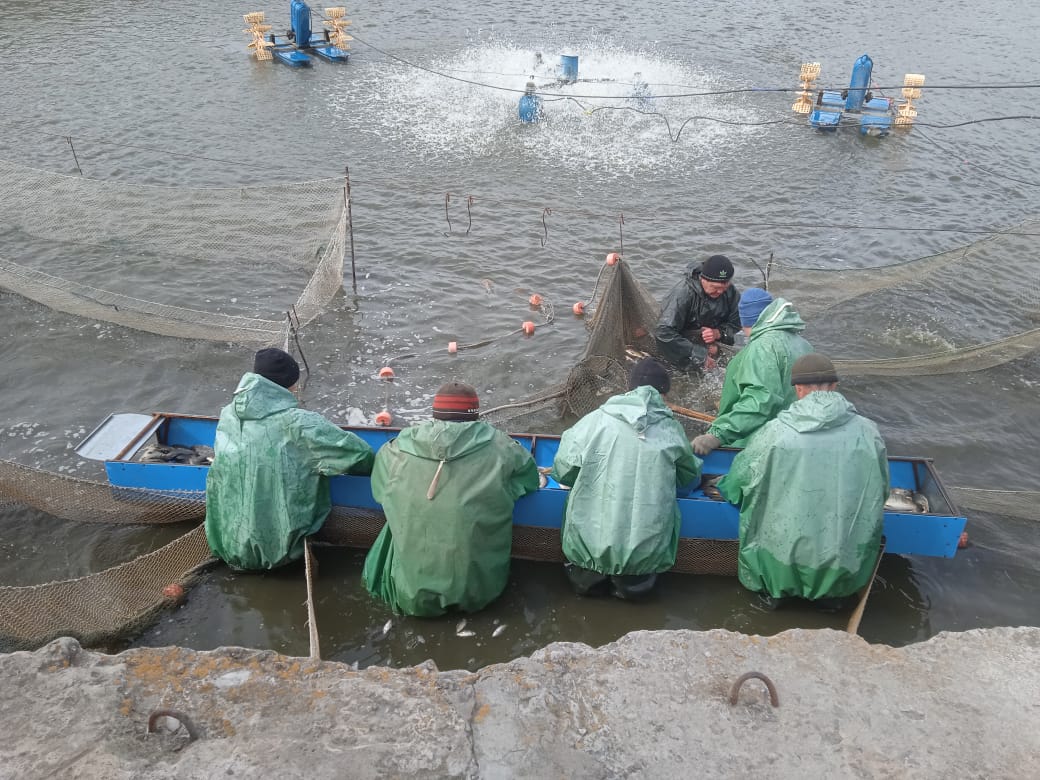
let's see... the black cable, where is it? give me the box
[913,127,1040,188]
[338,30,1040,100]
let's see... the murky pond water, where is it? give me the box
[2,0,1039,668]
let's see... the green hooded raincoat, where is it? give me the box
[718,391,889,600]
[707,297,813,447]
[551,385,703,576]
[204,373,375,571]
[362,419,539,617]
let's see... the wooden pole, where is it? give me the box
[846,542,885,635]
[666,402,717,424]
[304,539,321,660]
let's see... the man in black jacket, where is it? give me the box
[654,254,741,369]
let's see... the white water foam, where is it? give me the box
[339,32,766,176]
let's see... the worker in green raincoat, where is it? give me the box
[718,354,889,607]
[205,348,374,571]
[551,359,702,598]
[362,382,539,616]
[692,289,813,456]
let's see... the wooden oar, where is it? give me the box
[666,403,717,424]
[846,541,886,635]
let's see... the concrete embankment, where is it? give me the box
[1,627,1037,778]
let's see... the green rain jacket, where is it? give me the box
[707,297,813,447]
[551,386,703,576]
[362,419,539,617]
[718,391,889,600]
[204,373,374,570]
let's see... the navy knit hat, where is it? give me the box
[253,348,300,389]
[790,353,839,385]
[701,255,734,282]
[739,287,773,327]
[628,358,671,395]
[432,382,480,421]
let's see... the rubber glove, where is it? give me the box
[692,433,721,456]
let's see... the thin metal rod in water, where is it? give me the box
[344,166,358,294]
[65,136,82,175]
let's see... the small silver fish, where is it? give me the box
[381,619,393,637]
[457,630,476,638]
[456,619,467,633]
[492,624,507,638]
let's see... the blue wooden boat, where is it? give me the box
[76,413,967,573]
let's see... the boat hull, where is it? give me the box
[82,413,968,564]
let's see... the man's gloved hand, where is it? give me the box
[692,433,721,456]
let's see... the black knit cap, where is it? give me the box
[790,353,839,386]
[253,348,300,389]
[432,382,480,421]
[628,358,671,395]
[701,254,734,282]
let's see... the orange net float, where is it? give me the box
[375,410,393,426]
[605,252,621,266]
[448,341,458,354]
[958,531,969,549]
[521,321,536,336]
[378,366,395,379]
[529,293,543,307]
[162,583,186,604]
[572,301,585,316]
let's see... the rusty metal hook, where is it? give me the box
[465,195,475,236]
[540,207,552,247]
[443,192,453,236]
[728,671,779,708]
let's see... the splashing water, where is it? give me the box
[343,33,767,176]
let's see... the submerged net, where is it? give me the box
[833,328,1040,377]
[0,524,214,652]
[949,487,1040,521]
[0,459,205,525]
[0,158,347,344]
[770,220,1040,376]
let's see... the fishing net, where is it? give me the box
[0,459,205,525]
[0,524,215,652]
[481,258,674,429]
[831,328,1040,377]
[0,158,348,345]
[948,487,1040,522]
[769,219,1040,376]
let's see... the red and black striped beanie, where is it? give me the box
[432,382,480,421]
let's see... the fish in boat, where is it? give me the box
[885,487,930,514]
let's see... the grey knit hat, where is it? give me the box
[790,353,839,385]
